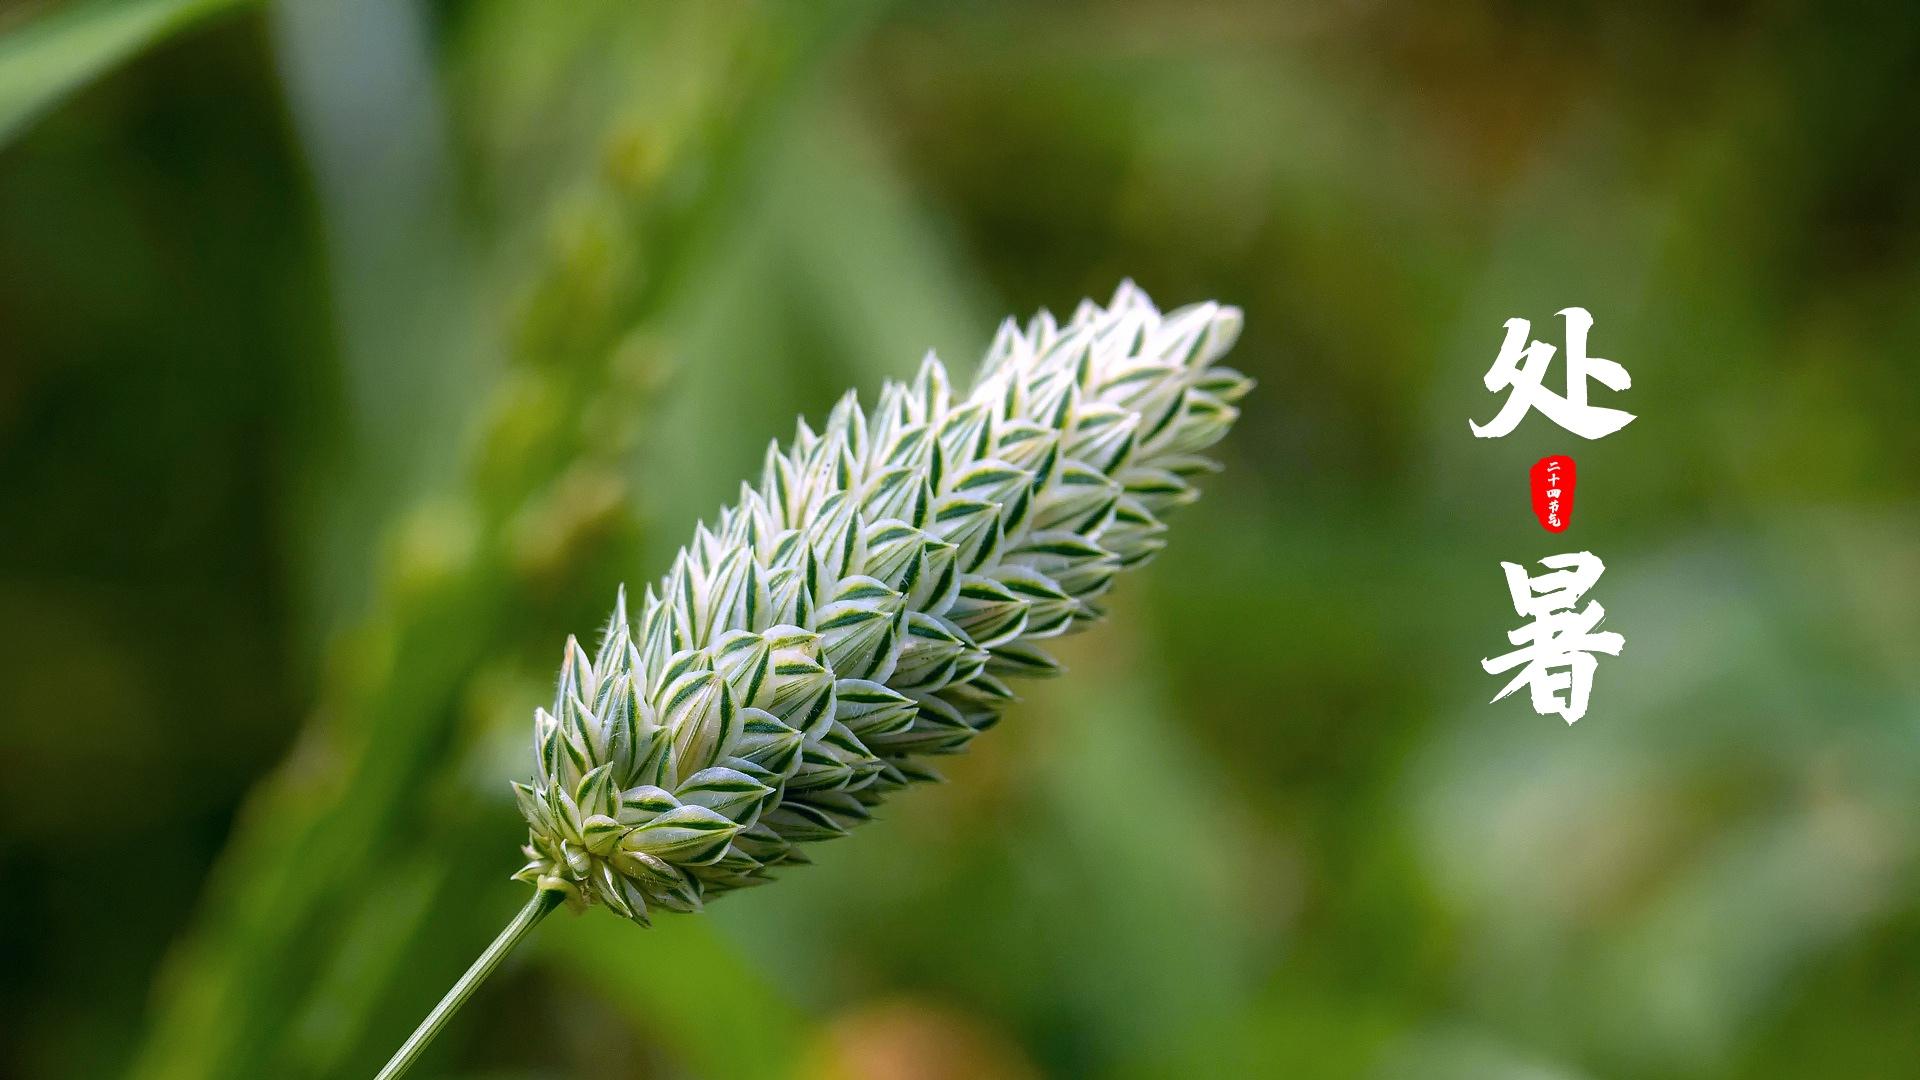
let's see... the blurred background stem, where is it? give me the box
[119,4,883,1076]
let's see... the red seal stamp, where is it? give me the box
[1530,455,1576,532]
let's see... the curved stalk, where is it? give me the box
[375,888,564,1080]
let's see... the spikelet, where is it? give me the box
[512,282,1251,923]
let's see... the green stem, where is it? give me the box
[375,888,564,1080]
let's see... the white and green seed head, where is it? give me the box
[512,282,1250,924]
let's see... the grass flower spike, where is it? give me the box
[379,283,1249,1077]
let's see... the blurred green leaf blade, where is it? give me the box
[0,0,255,146]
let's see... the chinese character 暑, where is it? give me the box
[1482,551,1624,724]
[1469,307,1635,440]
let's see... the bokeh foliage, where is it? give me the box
[1,1,1917,1078]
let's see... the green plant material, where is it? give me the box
[375,284,1250,1075]
[128,7,872,1078]
[518,282,1249,917]
[373,889,563,1080]
[0,0,255,147]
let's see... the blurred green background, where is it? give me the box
[3,1,1918,1077]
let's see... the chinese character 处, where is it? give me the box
[1469,307,1635,441]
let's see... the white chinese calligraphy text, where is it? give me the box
[1482,551,1624,723]
[1469,307,1635,440]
